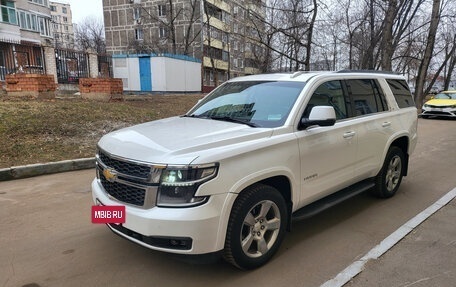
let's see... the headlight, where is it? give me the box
[423,104,429,108]
[157,163,219,207]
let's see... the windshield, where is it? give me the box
[434,92,456,100]
[187,81,305,128]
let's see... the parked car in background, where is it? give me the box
[421,90,456,118]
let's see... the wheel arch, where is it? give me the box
[259,176,293,231]
[389,136,410,176]
[232,176,293,232]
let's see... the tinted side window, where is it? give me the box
[346,79,386,116]
[386,79,415,108]
[304,80,347,120]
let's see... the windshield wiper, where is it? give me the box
[183,114,258,127]
[209,116,259,127]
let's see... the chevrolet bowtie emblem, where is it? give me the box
[103,168,118,182]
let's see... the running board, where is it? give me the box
[292,180,375,221]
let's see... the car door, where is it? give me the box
[343,79,393,181]
[296,80,358,206]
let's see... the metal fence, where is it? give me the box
[98,54,113,78]
[1,39,113,84]
[55,48,89,84]
[0,40,45,81]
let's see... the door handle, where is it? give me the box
[343,131,356,138]
[382,122,391,128]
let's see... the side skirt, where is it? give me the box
[292,179,375,222]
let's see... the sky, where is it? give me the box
[59,0,104,24]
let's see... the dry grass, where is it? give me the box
[0,94,203,168]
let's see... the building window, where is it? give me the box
[205,2,222,21]
[62,7,67,14]
[50,5,56,11]
[159,26,167,38]
[63,16,67,23]
[17,10,41,31]
[133,7,141,20]
[1,0,17,24]
[222,11,230,24]
[209,70,214,82]
[29,0,48,7]
[38,16,51,36]
[158,4,166,17]
[135,28,143,40]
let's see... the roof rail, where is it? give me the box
[337,69,401,75]
[290,71,311,78]
[290,71,330,79]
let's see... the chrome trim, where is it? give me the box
[95,159,159,187]
[96,148,162,209]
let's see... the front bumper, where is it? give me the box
[91,178,234,255]
[421,106,456,118]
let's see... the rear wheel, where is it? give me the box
[224,184,287,270]
[373,146,405,198]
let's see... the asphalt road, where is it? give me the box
[1,118,455,287]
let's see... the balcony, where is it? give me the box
[203,57,228,71]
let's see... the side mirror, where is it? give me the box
[299,106,336,130]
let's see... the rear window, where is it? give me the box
[345,79,388,116]
[386,79,415,108]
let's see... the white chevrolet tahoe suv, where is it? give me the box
[92,71,418,269]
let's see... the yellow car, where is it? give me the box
[421,91,456,118]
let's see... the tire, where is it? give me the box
[421,115,429,119]
[373,146,405,198]
[223,184,288,270]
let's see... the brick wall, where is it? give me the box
[79,78,123,101]
[5,74,56,99]
[79,78,123,94]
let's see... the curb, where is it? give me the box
[0,158,95,181]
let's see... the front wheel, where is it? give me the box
[223,184,288,270]
[373,146,405,198]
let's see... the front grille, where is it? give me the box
[424,111,452,115]
[100,172,146,206]
[98,151,151,179]
[426,105,451,108]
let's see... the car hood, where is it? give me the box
[98,116,273,164]
[425,99,456,106]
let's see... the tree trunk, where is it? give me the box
[381,0,397,71]
[304,0,318,71]
[414,0,441,107]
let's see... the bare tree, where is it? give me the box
[74,16,106,53]
[247,0,319,71]
[128,0,202,56]
[414,0,442,107]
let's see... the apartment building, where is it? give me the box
[1,0,53,43]
[50,1,74,48]
[103,0,266,91]
[1,0,53,80]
